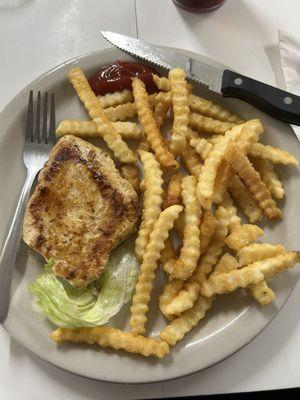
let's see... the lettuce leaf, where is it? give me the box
[30,241,139,328]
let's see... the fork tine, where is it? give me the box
[42,92,48,144]
[35,91,41,143]
[25,91,34,142]
[49,93,56,144]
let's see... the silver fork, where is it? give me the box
[0,91,55,321]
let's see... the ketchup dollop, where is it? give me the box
[88,61,158,95]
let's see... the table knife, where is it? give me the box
[101,31,300,127]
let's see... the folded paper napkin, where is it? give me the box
[278,29,300,140]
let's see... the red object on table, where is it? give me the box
[88,61,158,95]
[172,0,226,13]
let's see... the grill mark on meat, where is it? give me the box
[36,234,46,248]
[66,269,76,280]
[86,150,127,218]
[90,170,125,217]
[44,146,80,181]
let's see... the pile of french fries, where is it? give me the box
[52,66,300,359]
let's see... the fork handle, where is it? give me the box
[0,169,38,322]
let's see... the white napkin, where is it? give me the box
[278,29,300,141]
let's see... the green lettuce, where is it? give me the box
[30,241,139,328]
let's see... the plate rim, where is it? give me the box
[0,46,298,384]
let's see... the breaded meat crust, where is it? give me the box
[23,135,138,287]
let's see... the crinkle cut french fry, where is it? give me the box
[161,236,176,266]
[154,101,170,128]
[132,78,178,169]
[163,172,182,209]
[108,121,142,139]
[164,277,201,315]
[163,257,176,276]
[165,206,229,315]
[181,143,203,177]
[225,140,282,219]
[152,74,171,92]
[248,280,275,306]
[98,89,133,108]
[208,134,222,145]
[51,327,169,358]
[56,119,142,140]
[211,253,239,276]
[188,129,213,160]
[209,119,261,150]
[152,76,244,124]
[196,124,244,208]
[228,175,263,223]
[225,224,264,251]
[169,176,201,280]
[161,229,180,275]
[149,91,172,107]
[56,120,96,138]
[237,243,286,267]
[68,67,136,163]
[160,295,214,346]
[130,205,183,335]
[173,211,184,238]
[188,94,244,123]
[252,157,284,200]
[159,279,184,321]
[169,68,189,155]
[209,253,274,306]
[104,102,137,121]
[135,151,163,261]
[237,119,264,151]
[212,121,262,206]
[163,204,188,273]
[212,160,234,204]
[212,250,276,305]
[137,136,151,153]
[259,251,300,277]
[120,164,140,193]
[193,205,229,279]
[110,121,141,139]
[201,252,300,297]
[200,209,218,254]
[212,120,262,205]
[221,192,241,233]
[56,120,141,139]
[249,143,298,165]
[215,250,274,307]
[189,113,236,135]
[237,243,283,305]
[112,121,142,139]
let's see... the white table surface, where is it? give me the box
[0,0,300,398]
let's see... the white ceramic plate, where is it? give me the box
[1,47,300,384]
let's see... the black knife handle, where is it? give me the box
[221,70,300,126]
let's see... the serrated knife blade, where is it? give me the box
[100,31,223,92]
[100,30,300,128]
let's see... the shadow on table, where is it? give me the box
[8,339,163,400]
[161,281,300,396]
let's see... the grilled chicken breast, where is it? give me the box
[23,135,138,287]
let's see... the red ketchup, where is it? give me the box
[88,61,158,95]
